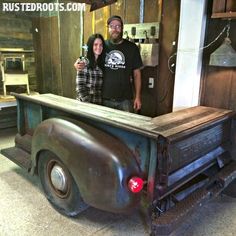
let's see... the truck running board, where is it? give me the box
[1,147,31,171]
[151,161,236,235]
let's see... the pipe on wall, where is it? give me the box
[140,0,144,23]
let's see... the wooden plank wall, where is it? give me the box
[34,0,161,97]
[0,12,36,92]
[156,0,180,115]
[200,2,236,111]
[32,14,62,95]
[32,4,81,97]
[226,0,236,11]
[32,0,180,116]
[83,0,160,42]
[83,0,179,116]
[0,107,17,129]
[82,0,163,117]
[59,11,82,98]
[0,13,32,48]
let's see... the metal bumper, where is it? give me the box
[151,161,236,235]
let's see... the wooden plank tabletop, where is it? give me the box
[12,93,235,139]
[0,96,16,110]
[151,106,234,138]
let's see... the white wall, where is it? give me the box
[172,0,207,111]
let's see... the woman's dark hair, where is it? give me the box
[86,34,106,71]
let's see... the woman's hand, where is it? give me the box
[74,58,86,71]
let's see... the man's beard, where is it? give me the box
[110,31,123,44]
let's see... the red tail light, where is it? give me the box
[128,177,144,193]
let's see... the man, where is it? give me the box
[74,15,143,112]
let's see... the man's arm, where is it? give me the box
[133,68,142,111]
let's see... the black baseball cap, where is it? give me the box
[107,15,123,26]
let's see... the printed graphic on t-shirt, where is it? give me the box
[105,50,125,70]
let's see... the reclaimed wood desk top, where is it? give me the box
[12,93,235,140]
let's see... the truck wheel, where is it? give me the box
[38,151,88,217]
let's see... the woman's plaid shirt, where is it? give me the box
[76,65,103,105]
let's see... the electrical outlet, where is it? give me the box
[148,77,154,88]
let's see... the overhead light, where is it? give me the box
[209,20,236,67]
[209,37,236,67]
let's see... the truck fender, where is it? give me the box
[31,118,142,213]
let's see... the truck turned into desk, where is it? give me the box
[1,93,236,235]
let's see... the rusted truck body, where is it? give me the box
[1,93,236,235]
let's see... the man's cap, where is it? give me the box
[107,15,123,26]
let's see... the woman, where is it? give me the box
[76,34,106,105]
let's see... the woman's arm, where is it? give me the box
[76,69,89,102]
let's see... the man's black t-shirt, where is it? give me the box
[103,39,143,100]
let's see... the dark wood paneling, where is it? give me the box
[51,16,62,95]
[201,67,236,110]
[0,107,17,129]
[226,0,236,12]
[83,1,161,40]
[32,17,43,92]
[94,7,109,38]
[212,0,226,13]
[229,70,236,110]
[84,5,94,43]
[110,0,125,18]
[81,0,176,117]
[201,16,236,111]
[144,0,160,23]
[34,10,79,97]
[201,66,236,110]
[125,0,140,23]
[140,66,158,117]
[201,68,232,108]
[32,0,179,117]
[34,15,61,94]
[0,13,33,48]
[212,0,236,18]
[59,11,81,98]
[156,0,180,115]
[40,17,53,93]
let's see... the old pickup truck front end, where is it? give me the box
[1,93,236,235]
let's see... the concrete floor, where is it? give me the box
[1,127,236,236]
